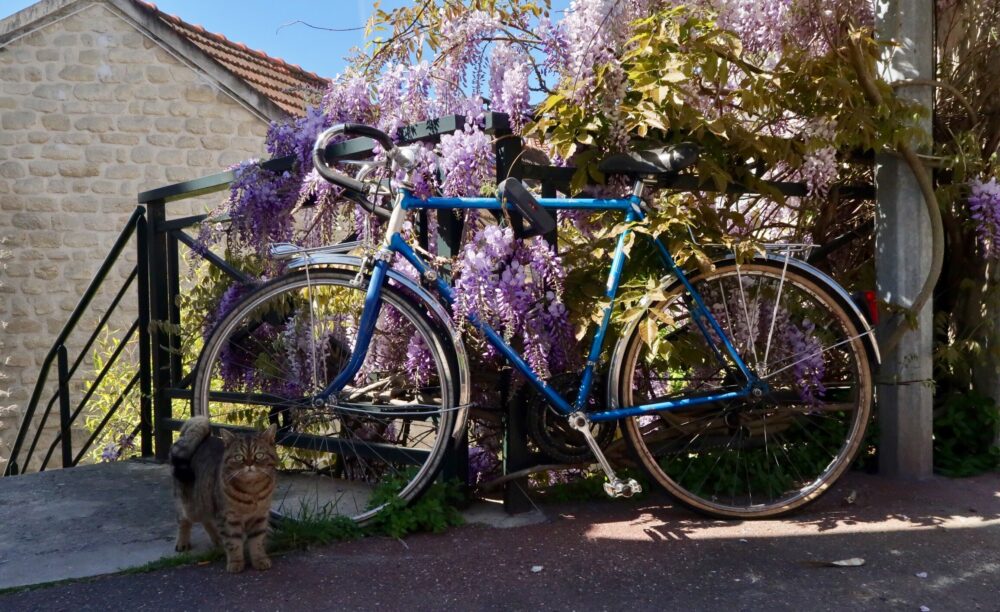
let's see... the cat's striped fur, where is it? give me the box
[169,416,278,573]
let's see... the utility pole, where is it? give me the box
[875,0,935,478]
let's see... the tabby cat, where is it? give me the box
[169,416,278,573]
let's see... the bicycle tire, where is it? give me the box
[191,269,459,525]
[614,258,873,519]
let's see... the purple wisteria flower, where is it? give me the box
[438,124,495,197]
[489,42,531,130]
[968,177,1000,260]
[453,225,576,379]
[100,434,136,462]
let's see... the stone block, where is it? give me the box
[52,33,79,47]
[153,117,182,134]
[58,163,100,178]
[55,133,92,146]
[165,167,193,183]
[99,133,139,146]
[36,48,60,62]
[146,65,170,84]
[63,232,99,248]
[27,161,58,177]
[42,115,72,132]
[129,147,153,164]
[78,49,101,65]
[217,151,252,166]
[45,178,69,194]
[116,116,150,133]
[2,111,36,130]
[84,146,113,164]
[156,83,184,100]
[140,101,167,115]
[0,162,25,179]
[41,144,81,161]
[91,180,118,195]
[19,196,58,212]
[0,66,21,81]
[186,150,214,166]
[75,116,112,133]
[12,145,37,160]
[155,149,183,166]
[200,135,228,151]
[184,118,207,135]
[73,83,114,102]
[209,119,235,135]
[105,165,140,180]
[5,318,42,334]
[12,178,45,195]
[32,84,70,101]
[63,196,100,213]
[24,66,43,82]
[167,101,195,117]
[21,98,58,113]
[58,65,95,82]
[33,262,59,281]
[146,134,173,147]
[28,231,60,249]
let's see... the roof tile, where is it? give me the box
[134,0,328,116]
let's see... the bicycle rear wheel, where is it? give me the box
[616,258,873,518]
[192,269,458,525]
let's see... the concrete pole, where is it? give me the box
[875,0,935,478]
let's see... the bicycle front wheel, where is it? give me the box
[616,258,873,519]
[192,269,458,525]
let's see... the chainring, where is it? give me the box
[524,373,616,464]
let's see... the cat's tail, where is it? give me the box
[169,416,210,483]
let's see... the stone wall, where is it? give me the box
[0,2,271,471]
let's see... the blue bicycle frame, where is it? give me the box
[320,187,760,423]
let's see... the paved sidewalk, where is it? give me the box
[0,462,997,610]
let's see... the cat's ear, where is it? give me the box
[219,428,237,446]
[260,424,277,445]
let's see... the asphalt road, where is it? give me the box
[1,472,998,612]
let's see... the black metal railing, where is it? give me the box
[4,208,150,475]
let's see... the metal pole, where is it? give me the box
[875,0,935,478]
[146,200,173,462]
[57,345,73,469]
[136,213,153,457]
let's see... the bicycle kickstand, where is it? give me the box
[567,412,642,499]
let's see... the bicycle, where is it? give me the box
[192,123,878,523]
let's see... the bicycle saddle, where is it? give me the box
[598,143,699,177]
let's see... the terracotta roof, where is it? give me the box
[135,1,328,116]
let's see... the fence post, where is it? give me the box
[145,199,173,462]
[57,345,73,468]
[875,0,935,478]
[491,118,536,514]
[136,213,153,458]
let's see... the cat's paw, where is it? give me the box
[251,556,272,571]
[226,559,245,574]
[175,541,191,552]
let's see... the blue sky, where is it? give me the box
[1,0,571,78]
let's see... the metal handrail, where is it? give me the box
[3,207,145,476]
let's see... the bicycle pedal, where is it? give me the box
[603,478,642,499]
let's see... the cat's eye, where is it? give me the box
[233,454,244,462]
[255,452,265,460]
